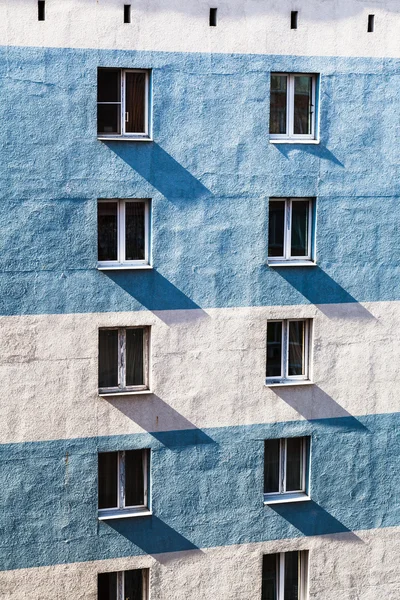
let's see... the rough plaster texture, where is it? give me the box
[0,529,399,599]
[0,303,399,444]
[1,0,400,57]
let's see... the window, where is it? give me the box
[98,450,150,518]
[266,320,311,385]
[97,199,150,269]
[98,569,149,600]
[98,327,150,395]
[97,69,151,139]
[268,198,314,265]
[264,438,310,504]
[269,73,317,141]
[262,551,308,600]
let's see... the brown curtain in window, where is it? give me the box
[125,72,146,133]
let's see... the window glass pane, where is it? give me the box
[125,450,145,506]
[291,201,309,257]
[288,321,305,376]
[262,554,278,600]
[268,201,285,257]
[125,202,145,261]
[98,453,118,509]
[125,329,144,387]
[99,329,119,388]
[266,322,282,378]
[264,439,280,494]
[98,202,118,261]
[286,438,303,491]
[97,104,121,134]
[98,572,117,600]
[124,569,143,600]
[125,72,146,133]
[270,75,287,134]
[98,69,121,102]
[294,76,312,135]
[284,551,300,600]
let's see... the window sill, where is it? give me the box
[98,265,153,271]
[98,136,153,142]
[269,139,319,145]
[264,493,310,505]
[267,261,316,268]
[99,389,152,397]
[98,508,152,520]
[265,380,313,388]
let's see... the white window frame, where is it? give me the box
[97,199,151,269]
[264,551,309,600]
[268,198,315,266]
[98,450,151,519]
[98,569,149,600]
[269,73,317,141]
[98,326,150,396]
[266,319,312,386]
[97,68,152,140]
[264,437,310,504]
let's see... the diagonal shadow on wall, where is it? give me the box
[105,394,216,448]
[272,143,344,167]
[269,500,363,543]
[104,142,212,203]
[272,385,369,432]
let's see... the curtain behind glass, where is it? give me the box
[124,570,143,600]
[294,76,312,135]
[125,72,146,133]
[262,554,277,600]
[98,452,118,509]
[125,202,145,261]
[99,330,119,388]
[270,75,287,134]
[97,69,121,134]
[288,321,304,376]
[264,440,280,493]
[98,202,118,261]
[284,552,300,600]
[125,450,145,506]
[268,201,285,257]
[266,322,283,378]
[291,201,308,257]
[98,572,117,600]
[126,329,144,386]
[286,438,302,491]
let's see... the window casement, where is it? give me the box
[266,320,311,386]
[98,327,150,395]
[97,68,151,140]
[98,449,150,519]
[98,569,149,600]
[97,199,151,269]
[262,551,309,600]
[264,437,310,504]
[268,198,315,266]
[269,73,317,141]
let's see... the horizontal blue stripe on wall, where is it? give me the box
[1,47,400,315]
[0,412,398,571]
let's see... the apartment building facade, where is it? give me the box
[0,0,399,598]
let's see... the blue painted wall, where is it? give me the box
[0,412,399,571]
[1,46,400,315]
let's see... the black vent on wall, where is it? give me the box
[291,11,298,29]
[38,0,45,21]
[124,5,131,24]
[209,8,217,27]
[368,14,375,32]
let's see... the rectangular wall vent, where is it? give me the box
[209,8,217,27]
[368,14,375,32]
[124,5,131,24]
[291,11,298,29]
[38,0,45,21]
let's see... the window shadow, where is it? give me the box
[272,143,344,167]
[273,266,376,320]
[269,500,364,543]
[272,385,369,432]
[102,515,204,562]
[105,394,216,448]
[103,142,212,203]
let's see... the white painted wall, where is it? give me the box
[1,0,400,56]
[0,301,398,444]
[0,526,398,600]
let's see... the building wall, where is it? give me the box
[1,0,399,597]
